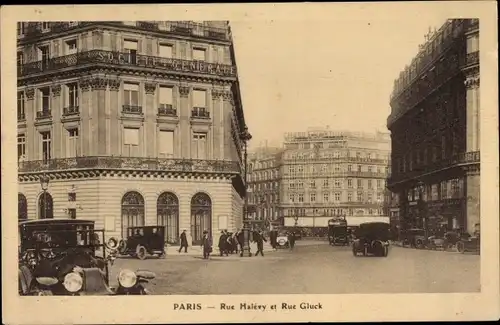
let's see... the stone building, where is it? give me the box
[386,19,480,234]
[16,21,248,245]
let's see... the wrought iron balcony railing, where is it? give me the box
[63,106,79,116]
[18,50,237,79]
[464,51,479,67]
[345,171,387,178]
[36,110,52,119]
[122,105,143,114]
[191,108,210,119]
[158,105,177,117]
[18,156,241,174]
[388,151,480,185]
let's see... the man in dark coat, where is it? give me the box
[236,229,245,257]
[179,230,188,253]
[254,230,267,257]
[201,230,212,259]
[218,231,229,256]
[288,231,296,250]
[270,230,277,250]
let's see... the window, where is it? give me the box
[334,164,340,172]
[123,83,139,106]
[367,193,373,202]
[357,192,363,202]
[310,180,316,189]
[65,39,77,55]
[347,192,352,202]
[357,165,362,172]
[158,130,174,158]
[298,194,304,203]
[159,86,173,105]
[297,165,303,173]
[159,44,173,58]
[123,127,140,156]
[38,46,50,68]
[17,92,25,120]
[192,90,207,117]
[323,193,329,202]
[334,179,341,188]
[193,48,206,61]
[17,22,25,36]
[41,131,51,163]
[42,22,50,30]
[191,132,207,159]
[347,164,352,171]
[67,128,79,157]
[334,192,341,201]
[333,151,340,158]
[377,193,382,202]
[368,166,373,172]
[357,179,363,188]
[310,193,316,203]
[323,179,329,188]
[124,40,138,64]
[368,180,373,189]
[289,194,295,203]
[347,179,353,188]
[67,83,79,108]
[377,179,382,189]
[40,87,50,112]
[321,164,327,173]
[17,134,26,161]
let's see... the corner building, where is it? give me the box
[387,19,480,234]
[16,21,248,245]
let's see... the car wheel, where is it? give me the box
[383,246,389,257]
[136,245,147,260]
[456,241,465,254]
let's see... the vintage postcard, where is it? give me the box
[1,2,499,324]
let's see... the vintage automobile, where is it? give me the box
[401,228,427,249]
[276,231,290,249]
[456,224,480,254]
[352,222,391,257]
[118,226,166,260]
[328,218,349,246]
[18,219,155,296]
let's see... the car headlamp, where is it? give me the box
[118,269,137,288]
[63,272,83,293]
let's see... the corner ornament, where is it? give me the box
[91,77,108,91]
[464,76,480,88]
[108,79,121,92]
[25,88,35,100]
[145,83,157,94]
[79,78,93,92]
[179,86,190,98]
[211,89,224,100]
[51,85,62,97]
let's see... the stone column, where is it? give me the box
[108,78,121,155]
[222,91,233,160]
[51,85,63,157]
[91,77,108,155]
[211,88,224,159]
[465,75,480,152]
[25,88,36,159]
[179,86,190,157]
[79,78,92,156]
[145,82,157,157]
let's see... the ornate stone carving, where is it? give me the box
[222,91,233,102]
[464,76,480,88]
[211,89,224,100]
[179,86,190,97]
[79,78,93,92]
[108,79,121,92]
[145,83,157,94]
[25,88,35,100]
[51,84,62,97]
[91,77,108,90]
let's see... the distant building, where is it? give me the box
[386,19,480,234]
[16,21,248,245]
[247,129,391,230]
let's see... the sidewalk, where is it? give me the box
[164,242,275,257]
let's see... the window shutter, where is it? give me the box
[124,40,138,50]
[159,87,173,105]
[159,130,174,157]
[193,90,206,107]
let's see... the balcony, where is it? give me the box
[388,151,480,186]
[18,156,241,175]
[36,110,52,120]
[158,105,177,117]
[63,106,79,116]
[122,105,143,115]
[464,51,479,68]
[346,171,387,178]
[191,108,210,119]
[18,50,237,79]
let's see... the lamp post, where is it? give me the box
[240,126,252,257]
[39,173,50,219]
[294,215,299,227]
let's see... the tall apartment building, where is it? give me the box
[246,146,283,229]
[16,21,248,245]
[386,19,480,234]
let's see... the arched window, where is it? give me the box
[190,193,212,245]
[157,192,179,245]
[121,191,145,239]
[38,192,53,219]
[18,193,27,221]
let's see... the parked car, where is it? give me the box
[18,219,154,296]
[275,231,289,249]
[352,222,391,257]
[328,218,349,246]
[118,226,166,260]
[401,228,427,249]
[456,224,480,254]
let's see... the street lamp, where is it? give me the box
[39,173,50,219]
[240,125,252,257]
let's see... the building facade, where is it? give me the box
[386,19,480,235]
[16,21,248,245]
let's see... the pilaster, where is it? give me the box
[179,86,190,157]
[465,75,480,152]
[212,89,224,159]
[222,91,233,160]
[91,77,108,155]
[25,88,36,159]
[79,77,92,156]
[51,84,63,158]
[145,82,157,157]
[108,78,121,155]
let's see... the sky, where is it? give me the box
[230,16,448,150]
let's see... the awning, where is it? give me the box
[345,216,390,227]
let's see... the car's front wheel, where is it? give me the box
[136,245,147,260]
[456,241,466,254]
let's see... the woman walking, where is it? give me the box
[201,230,212,259]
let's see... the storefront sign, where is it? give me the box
[95,51,237,77]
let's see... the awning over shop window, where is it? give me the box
[345,216,390,227]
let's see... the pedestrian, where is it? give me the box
[201,230,212,259]
[288,231,296,250]
[254,230,267,257]
[270,229,277,250]
[179,230,188,253]
[218,231,229,256]
[237,229,245,257]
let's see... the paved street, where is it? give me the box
[110,241,480,294]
